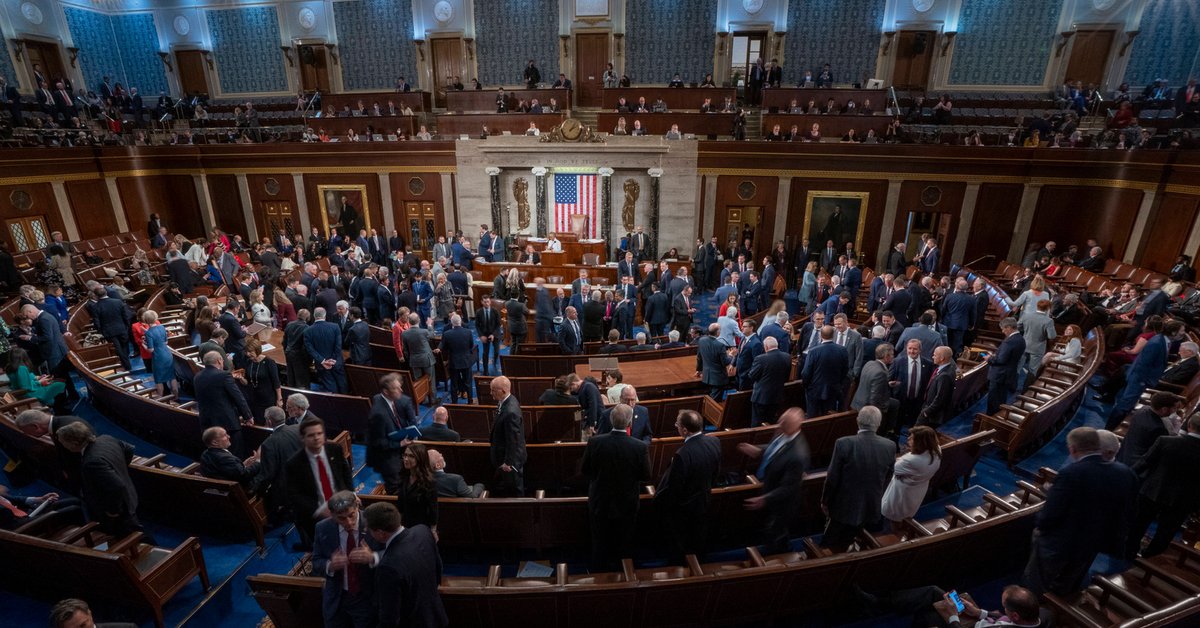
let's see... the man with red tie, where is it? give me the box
[366,373,418,495]
[311,491,377,628]
[52,81,76,123]
[35,80,55,116]
[286,416,354,550]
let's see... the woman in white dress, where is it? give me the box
[881,426,942,525]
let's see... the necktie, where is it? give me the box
[572,320,579,340]
[809,330,820,350]
[316,455,334,502]
[684,296,690,310]
[345,532,360,594]
[756,436,784,479]
[389,399,401,428]
[0,495,27,518]
[837,331,845,346]
[909,360,919,398]
[926,367,940,398]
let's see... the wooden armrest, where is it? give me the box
[903,518,934,537]
[55,522,101,545]
[685,554,704,576]
[137,453,168,468]
[945,505,976,527]
[745,546,767,566]
[1093,576,1155,612]
[0,397,41,412]
[1016,480,1046,501]
[801,537,826,558]
[105,532,145,556]
[982,493,1018,514]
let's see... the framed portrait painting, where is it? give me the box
[318,185,371,239]
[803,191,869,252]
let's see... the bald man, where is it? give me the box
[488,376,526,495]
[917,345,956,427]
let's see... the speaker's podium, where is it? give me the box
[515,231,609,264]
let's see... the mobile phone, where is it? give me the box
[948,590,965,613]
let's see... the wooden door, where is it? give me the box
[1064,30,1115,87]
[402,202,442,260]
[891,31,936,90]
[5,215,51,253]
[176,50,209,96]
[895,210,955,273]
[574,33,609,107]
[259,201,296,246]
[24,41,66,89]
[430,38,463,108]
[298,44,330,92]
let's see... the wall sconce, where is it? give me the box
[1119,30,1140,57]
[281,46,293,67]
[882,31,896,56]
[10,40,25,63]
[413,39,425,62]
[1055,31,1076,57]
[66,47,80,68]
[326,44,338,65]
[463,37,474,61]
[202,50,213,70]
[560,35,570,57]
[940,32,956,57]
[717,32,728,55]
[157,51,173,73]
[612,33,623,56]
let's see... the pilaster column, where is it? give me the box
[648,168,663,259]
[50,181,79,241]
[1007,183,1043,263]
[877,178,903,270]
[952,183,981,265]
[104,177,129,233]
[235,173,257,242]
[486,167,502,235]
[440,173,456,232]
[532,167,548,237]
[702,175,717,239]
[1124,190,1157,263]
[598,167,614,244]
[192,174,217,235]
[773,176,791,246]
[292,174,311,236]
[378,173,395,236]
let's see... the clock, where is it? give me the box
[433,1,454,23]
[173,15,190,36]
[298,7,316,31]
[560,118,583,141]
[742,0,764,15]
[912,0,935,12]
[20,2,44,25]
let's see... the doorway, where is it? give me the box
[430,37,464,108]
[891,31,936,91]
[23,40,67,88]
[730,32,767,86]
[899,211,954,273]
[176,50,209,97]
[402,201,443,260]
[5,215,50,253]
[725,206,764,261]
[1064,29,1115,88]
[574,32,609,108]
[298,44,331,92]
[258,201,296,246]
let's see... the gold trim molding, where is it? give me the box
[0,166,458,187]
[697,168,1160,191]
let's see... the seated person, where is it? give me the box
[803,122,822,142]
[0,486,82,530]
[699,98,714,113]
[518,244,541,264]
[665,124,682,140]
[538,375,579,405]
[841,129,861,142]
[430,449,484,498]
[199,426,260,487]
[546,98,561,113]
[861,99,874,114]
[656,329,687,349]
[552,73,572,89]
[630,332,657,351]
[668,74,684,88]
[528,98,543,114]
[615,97,631,113]
[631,120,647,136]
[633,97,649,112]
[844,100,858,114]
[788,99,804,113]
[598,330,629,355]
[700,73,716,87]
[822,98,839,114]
[786,124,801,141]
[651,98,668,113]
[765,124,784,141]
[525,122,540,136]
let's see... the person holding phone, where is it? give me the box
[932,585,1043,627]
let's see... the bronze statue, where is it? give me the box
[622,178,640,234]
[513,177,531,231]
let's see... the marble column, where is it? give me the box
[876,178,903,270]
[104,177,130,233]
[952,183,981,265]
[772,176,791,246]
[1123,190,1157,263]
[486,167,502,234]
[192,174,217,235]
[532,167,548,237]
[648,168,663,259]
[50,181,79,241]
[378,172,395,236]
[1007,183,1043,262]
[235,173,258,242]
[598,167,614,244]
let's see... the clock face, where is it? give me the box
[21,2,44,25]
[173,15,190,36]
[434,0,454,23]
[742,0,764,15]
[561,118,582,140]
[298,7,316,31]
[1093,0,1116,10]
[912,0,935,12]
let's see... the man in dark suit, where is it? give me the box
[630,226,651,261]
[218,301,248,365]
[430,449,484,498]
[364,502,448,628]
[966,278,991,349]
[311,491,377,628]
[24,303,69,382]
[57,422,152,542]
[15,410,87,493]
[696,323,732,399]
[671,285,696,335]
[985,318,1025,415]
[248,407,303,520]
[305,307,347,394]
[475,294,502,372]
[286,416,354,549]
[388,230,406,256]
[581,292,605,343]
[1129,414,1200,558]
[643,283,671,338]
[441,314,475,403]
[596,386,653,443]
[505,298,529,355]
[1108,325,1170,429]
[919,240,939,274]
[654,409,721,559]
[748,336,791,424]
[421,407,461,443]
[558,306,583,354]
[194,350,254,456]
[884,243,908,277]
[617,251,639,282]
[941,277,977,358]
[821,407,897,552]
[200,426,260,487]
[734,320,763,390]
[1161,342,1199,385]
[1023,427,1137,596]
[582,403,651,570]
[738,408,810,553]
[1116,391,1179,467]
[890,338,935,432]
[488,376,526,496]
[167,256,196,294]
[342,308,371,366]
[917,346,957,427]
[852,343,900,428]
[1076,246,1106,272]
[880,277,914,327]
[89,286,133,372]
[0,77,22,126]
[801,326,850,416]
[367,373,419,494]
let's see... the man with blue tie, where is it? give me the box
[748,336,791,424]
[559,306,583,354]
[737,408,810,553]
[801,326,849,416]
[985,318,1025,414]
[304,307,347,394]
[618,251,639,282]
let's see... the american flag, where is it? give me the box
[554,173,597,237]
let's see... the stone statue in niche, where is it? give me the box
[513,177,531,231]
[622,179,639,234]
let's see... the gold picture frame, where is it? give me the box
[803,190,869,252]
[317,184,371,238]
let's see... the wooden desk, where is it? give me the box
[601,87,737,110]
[446,89,571,113]
[434,113,565,136]
[308,115,416,138]
[596,112,734,136]
[574,355,702,398]
[761,88,888,111]
[321,91,432,113]
[476,261,618,285]
[761,113,892,139]
[514,236,608,264]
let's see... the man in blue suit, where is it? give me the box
[865,273,892,314]
[1106,327,1168,430]
[735,320,763,391]
[918,239,940,274]
[596,387,653,443]
[366,373,419,494]
[1132,278,1169,334]
[1023,427,1137,596]
[880,277,914,327]
[985,318,1026,414]
[819,291,852,320]
[311,491,377,628]
[304,307,347,394]
[450,236,474,270]
[843,258,862,302]
[940,277,977,357]
[696,323,733,399]
[759,310,792,354]
[801,326,850,416]
[559,306,583,355]
[748,336,791,424]
[89,286,133,372]
[643,283,671,338]
[440,314,476,403]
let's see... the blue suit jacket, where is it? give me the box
[749,349,791,405]
[451,242,473,269]
[920,248,939,274]
[304,320,344,365]
[843,267,862,296]
[941,290,976,330]
[310,517,376,625]
[597,404,653,443]
[801,342,849,401]
[735,334,764,389]
[441,326,476,370]
[1035,454,1137,561]
[1128,334,1168,386]
[759,321,791,354]
[987,332,1026,388]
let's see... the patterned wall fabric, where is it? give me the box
[63,6,122,94]
[1124,1,1200,88]
[475,0,558,86]
[783,0,886,86]
[0,39,18,88]
[625,0,718,84]
[948,0,1062,86]
[205,6,289,94]
[333,0,418,91]
[111,13,168,97]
